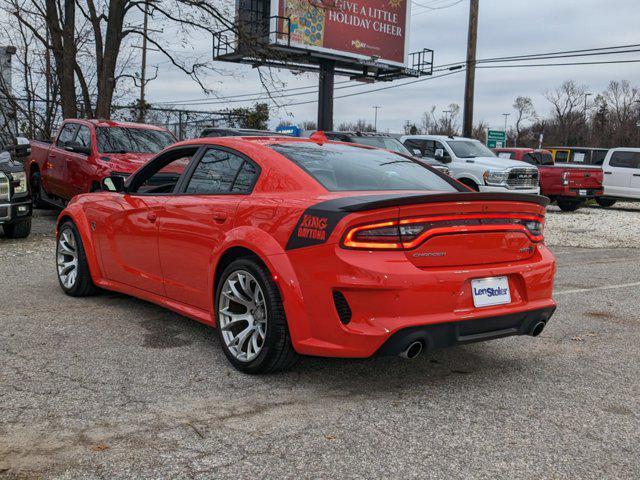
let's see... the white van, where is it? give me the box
[596,148,640,207]
[400,135,540,194]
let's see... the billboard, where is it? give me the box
[270,0,411,67]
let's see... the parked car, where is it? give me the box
[595,148,640,207]
[547,147,609,165]
[0,137,32,238]
[401,135,540,194]
[199,127,287,138]
[320,131,451,175]
[26,119,176,208]
[494,147,603,211]
[55,137,556,373]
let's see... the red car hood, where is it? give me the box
[102,152,155,175]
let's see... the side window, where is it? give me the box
[434,141,450,159]
[185,149,256,195]
[555,150,569,163]
[522,153,538,165]
[610,151,640,169]
[404,139,427,156]
[231,161,260,193]
[76,126,92,149]
[497,152,513,159]
[129,147,199,194]
[56,124,79,148]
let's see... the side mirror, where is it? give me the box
[434,148,451,163]
[101,175,126,193]
[13,137,30,158]
[65,141,91,155]
[412,149,423,157]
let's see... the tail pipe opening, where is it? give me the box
[529,321,546,337]
[399,341,424,359]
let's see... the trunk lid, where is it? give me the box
[396,197,544,268]
[565,167,603,189]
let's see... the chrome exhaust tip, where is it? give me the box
[399,341,423,359]
[530,321,546,337]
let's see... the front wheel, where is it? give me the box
[30,172,48,209]
[557,199,582,212]
[215,258,299,374]
[56,221,98,296]
[3,218,31,238]
[596,197,617,208]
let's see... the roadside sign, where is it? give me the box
[276,125,301,137]
[486,129,506,149]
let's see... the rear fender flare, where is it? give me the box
[211,227,310,346]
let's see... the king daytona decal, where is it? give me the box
[285,207,349,250]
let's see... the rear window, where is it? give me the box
[270,142,458,192]
[352,137,412,155]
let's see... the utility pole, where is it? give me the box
[138,1,150,123]
[502,113,510,133]
[463,0,479,138]
[372,106,381,132]
[317,59,335,131]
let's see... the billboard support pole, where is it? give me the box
[463,0,479,138]
[318,59,335,131]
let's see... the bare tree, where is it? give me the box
[544,80,589,145]
[337,119,375,132]
[512,96,536,146]
[602,80,640,145]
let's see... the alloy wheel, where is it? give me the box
[218,270,267,362]
[57,229,78,289]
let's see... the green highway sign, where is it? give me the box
[486,130,506,148]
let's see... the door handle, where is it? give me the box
[633,174,640,177]
[147,211,157,222]
[604,171,612,175]
[212,211,228,223]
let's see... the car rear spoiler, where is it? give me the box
[318,192,550,213]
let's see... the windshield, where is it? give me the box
[446,140,496,158]
[96,127,174,154]
[353,137,412,155]
[270,142,457,192]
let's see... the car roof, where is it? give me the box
[401,134,474,141]
[75,119,169,131]
[547,146,608,151]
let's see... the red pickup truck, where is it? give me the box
[27,119,175,207]
[493,148,604,211]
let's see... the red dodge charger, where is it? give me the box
[55,136,557,373]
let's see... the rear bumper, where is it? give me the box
[281,243,557,358]
[375,306,556,356]
[0,198,32,224]
[553,188,603,199]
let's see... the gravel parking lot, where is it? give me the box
[1,208,639,479]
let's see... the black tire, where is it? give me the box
[30,171,48,209]
[557,199,582,212]
[215,257,299,374]
[596,197,617,208]
[459,178,479,191]
[3,218,32,238]
[56,221,98,297]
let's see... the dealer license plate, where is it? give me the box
[579,189,587,196]
[471,277,511,308]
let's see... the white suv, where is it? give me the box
[596,148,640,207]
[400,135,540,194]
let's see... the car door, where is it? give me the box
[44,123,78,197]
[94,147,198,296]
[158,147,261,311]
[65,124,94,198]
[627,152,640,197]
[604,151,634,197]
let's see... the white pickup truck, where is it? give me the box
[596,147,640,207]
[400,135,540,194]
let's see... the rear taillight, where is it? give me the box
[342,214,545,250]
[562,172,570,186]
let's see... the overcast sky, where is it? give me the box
[141,0,639,132]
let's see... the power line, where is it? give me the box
[157,44,640,107]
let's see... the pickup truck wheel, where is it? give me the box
[30,172,48,209]
[557,199,582,212]
[3,218,32,239]
[596,198,617,208]
[56,221,98,297]
[215,258,299,374]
